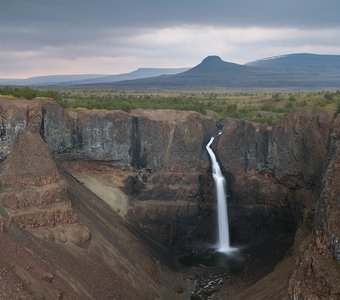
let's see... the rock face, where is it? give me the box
[288,115,340,299]
[0,129,77,229]
[0,98,335,249]
[42,104,215,170]
[0,99,40,161]
[216,112,332,243]
[0,97,339,298]
[41,101,333,253]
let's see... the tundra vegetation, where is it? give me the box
[0,86,339,125]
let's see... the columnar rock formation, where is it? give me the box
[216,112,332,243]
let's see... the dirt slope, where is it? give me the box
[0,171,188,299]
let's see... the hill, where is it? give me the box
[93,56,262,89]
[246,53,340,75]
[2,53,340,89]
[183,55,253,75]
[97,53,340,89]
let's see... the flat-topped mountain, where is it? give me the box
[246,53,340,75]
[0,74,108,86]
[63,67,190,86]
[0,68,189,86]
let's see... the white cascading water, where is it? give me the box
[206,133,233,254]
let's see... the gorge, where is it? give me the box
[0,97,339,299]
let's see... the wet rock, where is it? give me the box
[190,274,224,300]
[329,234,340,262]
[123,175,146,196]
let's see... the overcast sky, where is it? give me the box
[1,0,340,78]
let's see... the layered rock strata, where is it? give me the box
[0,130,77,230]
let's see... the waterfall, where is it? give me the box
[206,133,233,254]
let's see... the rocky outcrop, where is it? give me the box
[0,130,77,230]
[0,99,35,161]
[288,115,340,299]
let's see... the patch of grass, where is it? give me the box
[1,86,339,124]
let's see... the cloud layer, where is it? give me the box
[1,0,340,77]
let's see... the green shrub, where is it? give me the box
[260,103,276,111]
[272,93,282,102]
[324,92,335,102]
[0,86,62,101]
[336,101,340,115]
[288,95,296,102]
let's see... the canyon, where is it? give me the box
[0,97,339,299]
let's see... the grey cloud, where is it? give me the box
[1,0,340,77]
[1,0,340,29]
[1,0,340,51]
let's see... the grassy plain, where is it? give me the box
[1,86,339,125]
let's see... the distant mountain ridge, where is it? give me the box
[0,67,189,87]
[1,53,340,89]
[102,53,340,89]
[246,53,340,75]
[62,67,190,86]
[0,74,108,86]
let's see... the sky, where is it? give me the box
[1,0,340,78]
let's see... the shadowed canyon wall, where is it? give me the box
[0,99,335,250]
[1,98,339,298]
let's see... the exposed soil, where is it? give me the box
[0,169,188,299]
[131,108,204,124]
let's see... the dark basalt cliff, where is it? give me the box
[0,98,339,299]
[288,115,340,299]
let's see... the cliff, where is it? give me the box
[288,115,340,299]
[0,97,339,299]
[0,99,185,299]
